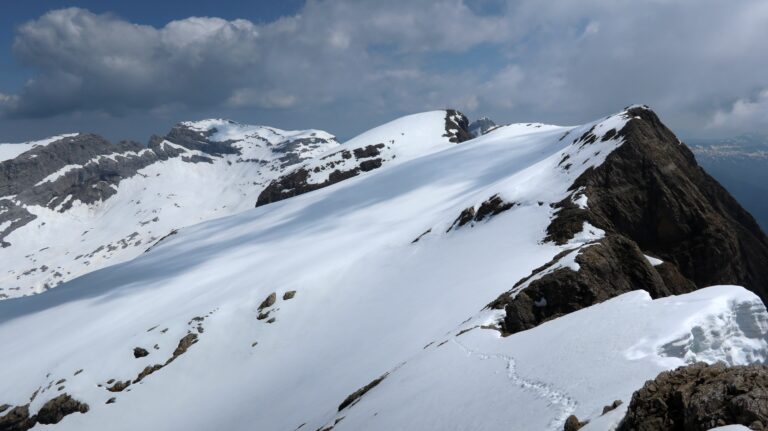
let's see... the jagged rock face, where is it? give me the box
[468,117,497,137]
[256,144,385,207]
[0,394,89,431]
[489,106,768,334]
[444,109,472,143]
[489,235,682,334]
[549,107,768,297]
[618,362,768,430]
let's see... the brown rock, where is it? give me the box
[107,380,130,392]
[618,362,768,430]
[168,333,198,362]
[0,405,35,431]
[259,292,277,310]
[36,394,89,425]
[563,414,587,431]
[602,399,623,415]
[490,235,671,334]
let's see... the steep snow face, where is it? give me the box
[1,107,762,431]
[0,122,339,299]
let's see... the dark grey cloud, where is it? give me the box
[2,0,767,138]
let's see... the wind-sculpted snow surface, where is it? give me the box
[0,107,766,430]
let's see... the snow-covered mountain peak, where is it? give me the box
[178,118,336,145]
[256,109,472,206]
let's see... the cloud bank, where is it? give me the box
[3,0,768,136]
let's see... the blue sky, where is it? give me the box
[1,0,767,143]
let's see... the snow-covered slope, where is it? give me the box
[0,121,340,299]
[0,111,472,300]
[0,107,766,430]
[256,109,470,206]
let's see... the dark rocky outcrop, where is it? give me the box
[489,106,768,335]
[259,292,277,310]
[338,373,388,411]
[160,123,241,157]
[0,394,88,431]
[563,414,588,431]
[618,362,768,430]
[170,333,199,361]
[133,347,149,358]
[0,405,35,431]
[255,151,383,207]
[443,110,472,143]
[603,399,623,415]
[35,394,89,425]
[448,195,516,232]
[548,106,768,299]
[107,380,130,392]
[143,229,178,254]
[489,235,682,334]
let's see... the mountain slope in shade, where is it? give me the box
[0,107,767,431]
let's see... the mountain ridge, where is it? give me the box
[0,106,767,431]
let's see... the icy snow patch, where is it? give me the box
[571,188,589,209]
[35,164,83,186]
[645,255,664,266]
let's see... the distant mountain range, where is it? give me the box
[688,133,768,232]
